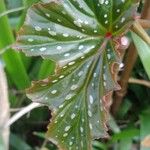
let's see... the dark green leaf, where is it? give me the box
[10,134,33,150]
[27,41,120,149]
[117,98,132,118]
[14,0,138,149]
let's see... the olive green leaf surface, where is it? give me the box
[14,0,138,149]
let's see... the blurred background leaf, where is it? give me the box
[10,134,33,150]
[132,32,150,79]
[140,109,150,150]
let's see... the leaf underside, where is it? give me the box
[14,0,138,149]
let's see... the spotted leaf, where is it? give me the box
[14,0,139,150]
[27,40,120,149]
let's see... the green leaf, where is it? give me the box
[93,140,107,150]
[33,132,45,139]
[119,139,132,150]
[131,32,150,79]
[110,128,139,142]
[117,98,132,118]
[14,0,138,149]
[0,0,30,89]
[27,41,120,149]
[38,59,55,79]
[108,115,120,133]
[113,139,133,150]
[109,127,139,150]
[10,134,33,150]
[140,109,150,150]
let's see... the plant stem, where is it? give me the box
[141,0,150,19]
[139,19,150,29]
[132,21,150,45]
[10,107,27,112]
[41,139,48,149]
[0,6,25,18]
[5,103,43,127]
[111,43,138,115]
[111,0,150,115]
[0,63,9,150]
[129,78,150,88]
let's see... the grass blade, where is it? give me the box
[0,0,30,89]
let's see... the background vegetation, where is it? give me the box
[0,0,150,150]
